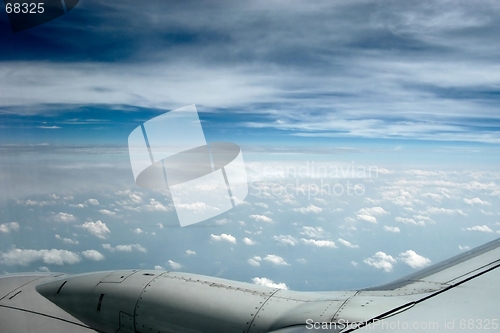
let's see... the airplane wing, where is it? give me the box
[336,237,500,332]
[1,237,499,332]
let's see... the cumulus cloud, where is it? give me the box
[81,250,105,261]
[0,222,20,233]
[102,243,147,253]
[79,220,110,239]
[356,207,388,224]
[247,256,262,267]
[357,214,377,223]
[459,245,471,251]
[87,199,100,206]
[146,199,172,212]
[0,248,81,266]
[395,217,425,226]
[249,214,273,223]
[426,207,467,216]
[466,225,493,233]
[186,250,196,256]
[398,250,431,269]
[99,209,116,216]
[464,197,491,206]
[337,238,359,249]
[210,233,237,244]
[301,238,337,248]
[364,252,397,272]
[252,277,288,290]
[132,228,143,234]
[55,234,79,245]
[273,235,298,246]
[383,226,401,233]
[243,237,256,245]
[264,254,290,266]
[168,260,182,270]
[154,265,164,270]
[53,212,76,223]
[293,205,322,214]
[359,207,388,215]
[301,226,326,238]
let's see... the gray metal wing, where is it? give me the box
[334,237,500,332]
[1,237,499,332]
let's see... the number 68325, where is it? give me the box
[5,2,45,14]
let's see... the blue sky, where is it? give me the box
[1,0,500,291]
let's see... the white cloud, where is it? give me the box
[154,265,164,270]
[255,202,269,209]
[146,199,171,212]
[351,261,359,267]
[357,214,378,223]
[464,197,491,206]
[127,192,143,204]
[38,266,50,272]
[210,233,237,244]
[364,251,397,272]
[358,207,388,216]
[177,202,212,211]
[102,243,147,253]
[186,250,196,256]
[264,254,290,266]
[395,217,425,226]
[426,207,467,216]
[301,238,337,248]
[55,234,79,245]
[273,235,298,246]
[337,238,359,249]
[293,205,322,214]
[117,244,147,253]
[215,218,231,225]
[69,203,86,208]
[249,214,273,223]
[247,256,262,267]
[466,225,493,233]
[79,220,110,239]
[168,260,182,270]
[398,250,431,269]
[243,237,256,245]
[81,250,105,261]
[132,228,143,234]
[383,226,401,233]
[301,226,326,238]
[99,209,116,216]
[356,207,388,224]
[252,277,288,290]
[53,212,76,223]
[102,244,113,251]
[0,248,81,266]
[459,245,471,251]
[0,222,20,233]
[87,199,100,206]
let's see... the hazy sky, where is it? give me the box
[1,0,499,291]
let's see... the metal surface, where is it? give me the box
[0,237,499,332]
